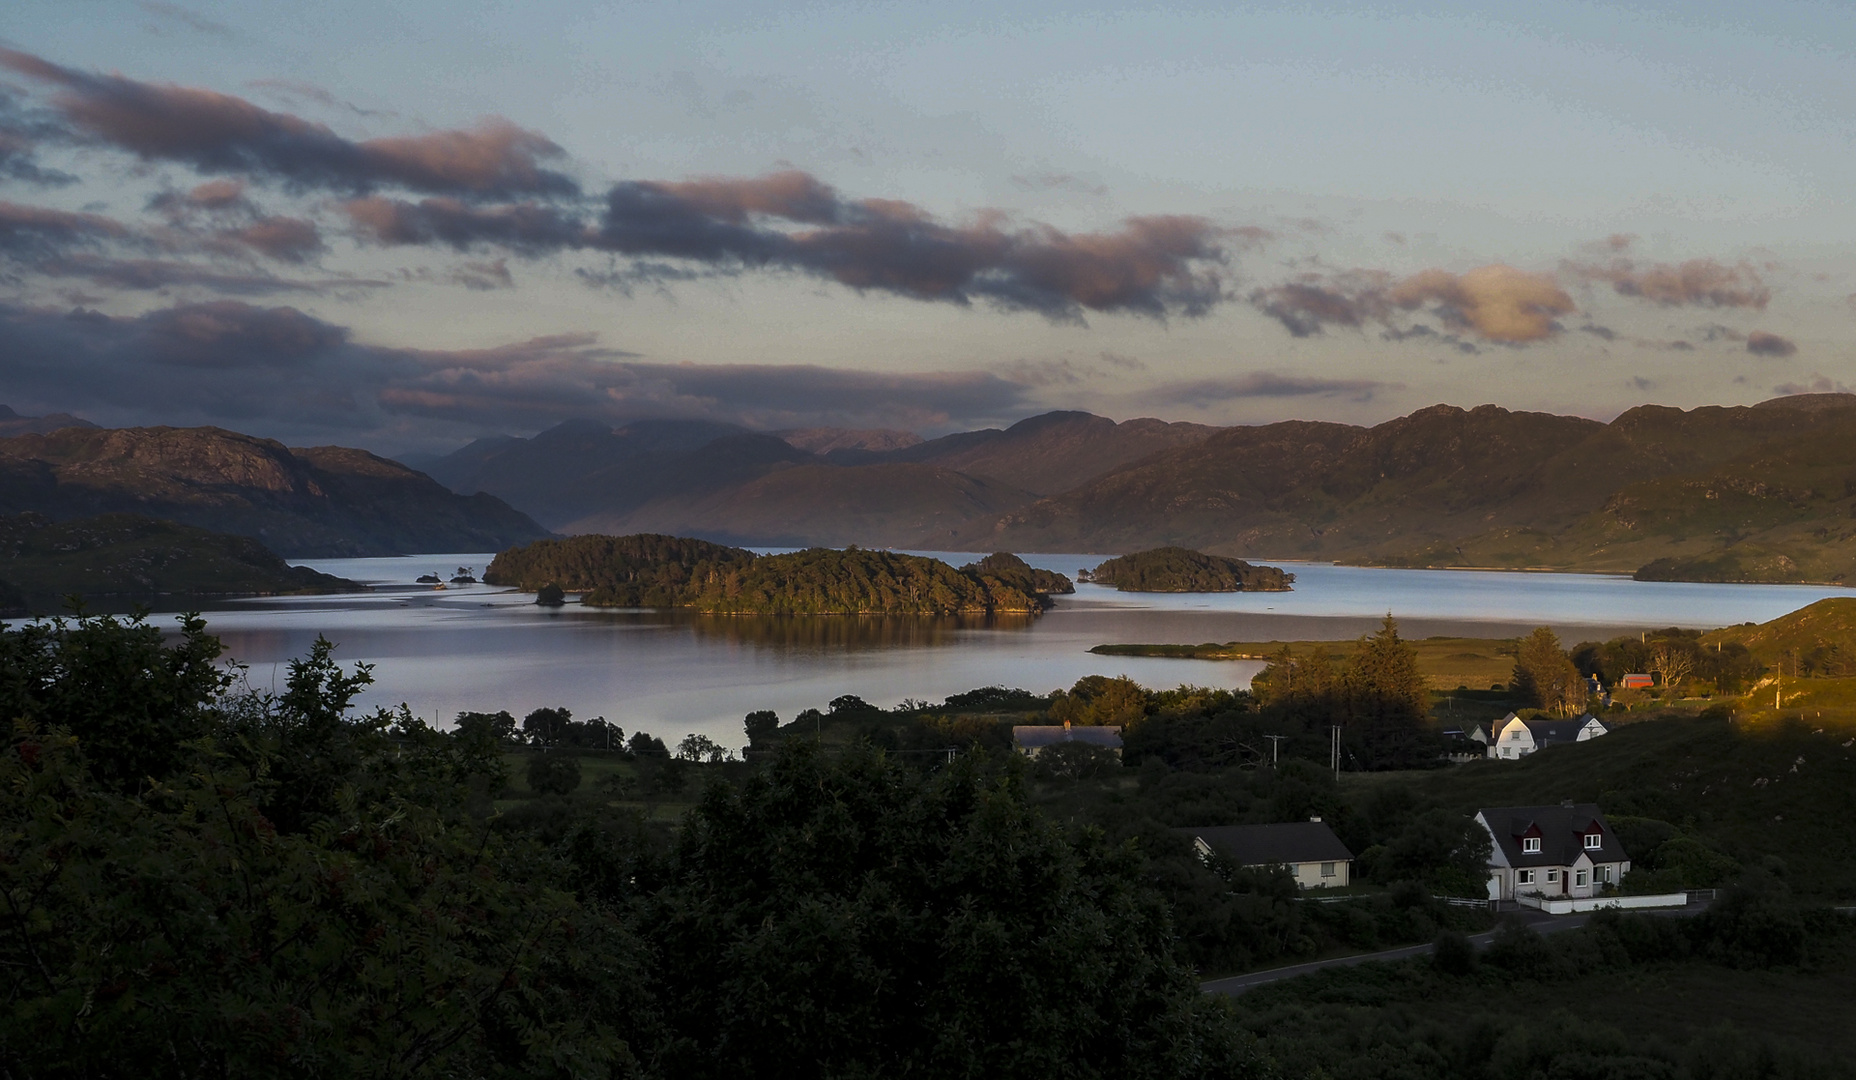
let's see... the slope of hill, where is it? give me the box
[0,405,96,438]
[570,462,1040,548]
[0,426,549,557]
[884,411,1219,495]
[944,397,1856,582]
[0,512,357,614]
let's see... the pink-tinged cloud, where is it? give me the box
[1746,330,1798,357]
[1566,256,1770,309]
[346,171,1236,319]
[227,216,323,262]
[0,201,132,258]
[0,49,577,198]
[1387,265,1574,343]
[1249,264,1573,344]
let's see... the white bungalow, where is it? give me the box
[1477,803,1631,901]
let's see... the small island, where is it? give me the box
[1080,547,1293,592]
[484,535,1073,615]
[0,512,358,616]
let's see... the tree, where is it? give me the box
[1512,627,1588,716]
[744,710,780,747]
[528,752,584,796]
[677,733,726,763]
[535,582,566,606]
[1343,616,1432,767]
[1648,642,1695,695]
[523,706,574,748]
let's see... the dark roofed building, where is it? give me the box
[1012,722,1122,757]
[1182,821,1354,889]
[1476,803,1631,901]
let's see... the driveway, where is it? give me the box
[1200,903,1696,996]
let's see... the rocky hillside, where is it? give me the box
[0,405,96,438]
[0,426,550,557]
[0,512,357,615]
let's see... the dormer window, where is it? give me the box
[1522,837,1541,853]
[1583,832,1603,850]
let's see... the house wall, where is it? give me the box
[1285,859,1350,889]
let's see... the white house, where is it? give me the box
[1182,820,1355,889]
[1487,712,1608,760]
[1477,803,1631,901]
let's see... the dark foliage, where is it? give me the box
[1085,546,1294,592]
[527,753,584,796]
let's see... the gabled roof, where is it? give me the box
[1183,822,1354,867]
[1478,803,1627,867]
[1012,725,1122,750]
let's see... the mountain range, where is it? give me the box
[422,394,1856,583]
[422,411,1216,545]
[0,420,549,557]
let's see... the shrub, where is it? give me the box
[527,753,583,796]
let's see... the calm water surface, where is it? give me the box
[161,551,1848,750]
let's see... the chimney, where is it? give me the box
[1561,800,1575,808]
[1309,815,1322,823]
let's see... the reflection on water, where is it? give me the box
[120,548,1854,751]
[678,611,1036,650]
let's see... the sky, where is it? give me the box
[3,0,1855,454]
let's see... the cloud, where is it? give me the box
[1009,172,1107,197]
[347,170,1236,320]
[223,216,324,262]
[1144,371,1396,405]
[1566,256,1769,309]
[136,1,235,37]
[449,258,513,291]
[0,201,131,260]
[1746,330,1798,357]
[247,78,392,119]
[1772,373,1849,396]
[1250,264,1573,344]
[0,49,577,199]
[1387,265,1573,344]
[0,300,1035,449]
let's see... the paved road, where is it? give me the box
[1201,908,1637,996]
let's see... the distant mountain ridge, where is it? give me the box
[0,405,97,438]
[420,410,1220,544]
[0,425,550,557]
[948,395,1856,584]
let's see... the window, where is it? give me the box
[1510,730,1524,740]
[1546,869,1559,883]
[1575,870,1588,887]
[1584,832,1603,850]
[1522,837,1541,853]
[1517,870,1535,886]
[1321,862,1336,878]
[1599,867,1612,884]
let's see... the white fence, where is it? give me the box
[1517,892,1688,915]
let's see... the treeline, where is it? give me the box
[1082,546,1294,592]
[483,533,755,606]
[485,534,1071,614]
[1247,617,1435,769]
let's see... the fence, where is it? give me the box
[1517,892,1688,915]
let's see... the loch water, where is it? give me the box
[158,552,1850,750]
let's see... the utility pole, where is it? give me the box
[1329,725,1342,779]
[1265,734,1287,765]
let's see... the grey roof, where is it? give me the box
[1184,822,1354,867]
[1480,803,1628,867]
[1012,725,1122,750]
[1519,717,1586,745]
